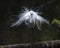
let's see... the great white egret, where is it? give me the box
[11,8,49,30]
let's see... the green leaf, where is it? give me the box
[52,19,60,24]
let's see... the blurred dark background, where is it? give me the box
[0,0,60,45]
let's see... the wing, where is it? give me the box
[36,15,49,24]
[11,16,26,27]
[35,15,49,30]
[11,9,31,27]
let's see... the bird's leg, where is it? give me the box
[38,22,41,31]
[36,20,41,31]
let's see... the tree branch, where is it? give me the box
[0,40,60,48]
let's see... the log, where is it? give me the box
[0,40,60,48]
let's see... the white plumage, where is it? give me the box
[11,8,49,30]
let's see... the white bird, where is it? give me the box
[11,8,49,30]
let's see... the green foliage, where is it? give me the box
[52,19,60,24]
